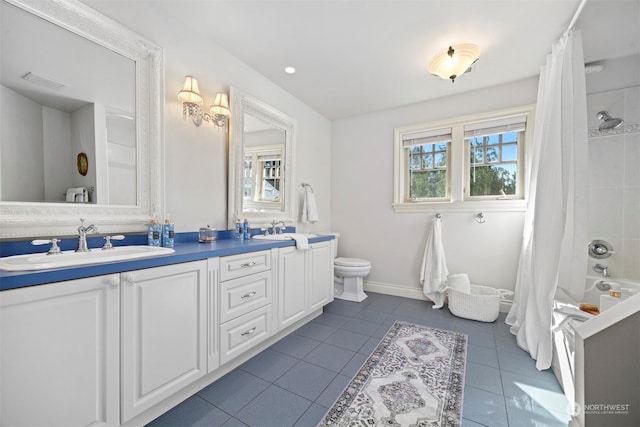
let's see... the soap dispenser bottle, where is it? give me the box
[162,214,174,248]
[148,214,161,246]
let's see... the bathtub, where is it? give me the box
[551,276,640,416]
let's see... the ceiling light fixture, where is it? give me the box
[284,66,296,74]
[178,75,230,128]
[428,44,480,83]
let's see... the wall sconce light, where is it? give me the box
[428,44,480,83]
[178,75,230,128]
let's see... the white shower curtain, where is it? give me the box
[506,30,588,370]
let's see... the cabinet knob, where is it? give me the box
[105,276,120,287]
[123,273,136,285]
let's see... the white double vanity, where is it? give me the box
[1,238,334,427]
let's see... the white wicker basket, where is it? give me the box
[448,285,512,322]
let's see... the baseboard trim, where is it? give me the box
[364,280,511,313]
[363,281,428,301]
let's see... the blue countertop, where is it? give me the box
[0,235,333,291]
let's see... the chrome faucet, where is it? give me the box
[271,220,286,235]
[76,218,97,252]
[592,263,609,278]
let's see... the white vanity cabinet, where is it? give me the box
[0,274,120,427]
[121,260,208,422]
[217,250,274,365]
[278,241,334,330]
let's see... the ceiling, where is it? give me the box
[86,0,639,120]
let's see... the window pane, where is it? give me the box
[422,154,433,168]
[470,147,483,164]
[410,170,447,199]
[435,152,446,167]
[502,144,517,161]
[486,146,499,162]
[502,131,518,142]
[469,164,517,196]
[486,134,499,145]
[410,154,420,169]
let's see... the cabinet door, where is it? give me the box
[278,246,307,329]
[121,261,207,422]
[309,241,334,312]
[208,257,220,374]
[0,275,119,427]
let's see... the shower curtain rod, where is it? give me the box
[564,0,588,36]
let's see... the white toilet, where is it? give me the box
[328,233,371,302]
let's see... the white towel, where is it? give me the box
[447,273,471,293]
[420,217,449,309]
[301,186,319,223]
[288,233,309,250]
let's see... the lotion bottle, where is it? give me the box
[162,214,174,248]
[148,213,161,246]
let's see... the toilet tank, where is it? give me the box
[321,232,340,258]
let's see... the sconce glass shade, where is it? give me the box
[178,75,204,105]
[428,44,480,83]
[210,92,230,117]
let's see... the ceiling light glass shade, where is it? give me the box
[178,75,204,104]
[210,92,230,117]
[428,44,480,83]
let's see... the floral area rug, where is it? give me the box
[318,321,467,427]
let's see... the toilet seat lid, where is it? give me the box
[335,257,370,267]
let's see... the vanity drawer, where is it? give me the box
[219,305,272,365]
[219,271,272,323]
[220,250,271,282]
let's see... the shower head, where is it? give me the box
[597,111,624,131]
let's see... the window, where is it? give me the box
[465,115,526,199]
[403,128,451,202]
[393,106,534,212]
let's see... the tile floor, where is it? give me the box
[146,292,571,427]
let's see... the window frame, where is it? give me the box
[393,105,535,213]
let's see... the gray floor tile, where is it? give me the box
[341,317,381,336]
[315,374,351,408]
[270,333,321,359]
[235,385,312,427]
[467,344,499,368]
[463,386,509,427]
[294,321,337,341]
[323,299,365,317]
[324,329,369,352]
[295,403,330,426]
[504,396,570,426]
[274,361,336,401]
[500,370,568,415]
[197,370,270,415]
[221,417,249,427]
[339,352,368,377]
[312,312,351,328]
[464,361,503,395]
[239,348,299,382]
[354,308,389,324]
[466,329,496,349]
[303,342,355,372]
[497,348,557,381]
[495,333,521,353]
[365,298,401,313]
[462,418,489,427]
[357,336,381,356]
[146,395,230,427]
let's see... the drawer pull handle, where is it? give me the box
[241,327,257,336]
[241,291,257,299]
[240,261,257,268]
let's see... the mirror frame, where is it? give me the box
[0,0,164,239]
[228,87,296,229]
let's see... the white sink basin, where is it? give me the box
[252,233,317,241]
[0,246,175,271]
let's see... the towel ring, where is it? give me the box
[435,213,442,219]
[301,183,314,193]
[476,212,486,224]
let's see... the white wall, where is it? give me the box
[86,2,332,233]
[42,106,73,202]
[331,54,640,297]
[331,78,539,295]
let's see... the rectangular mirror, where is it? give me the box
[228,88,296,228]
[0,0,163,239]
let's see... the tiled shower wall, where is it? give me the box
[587,86,640,280]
